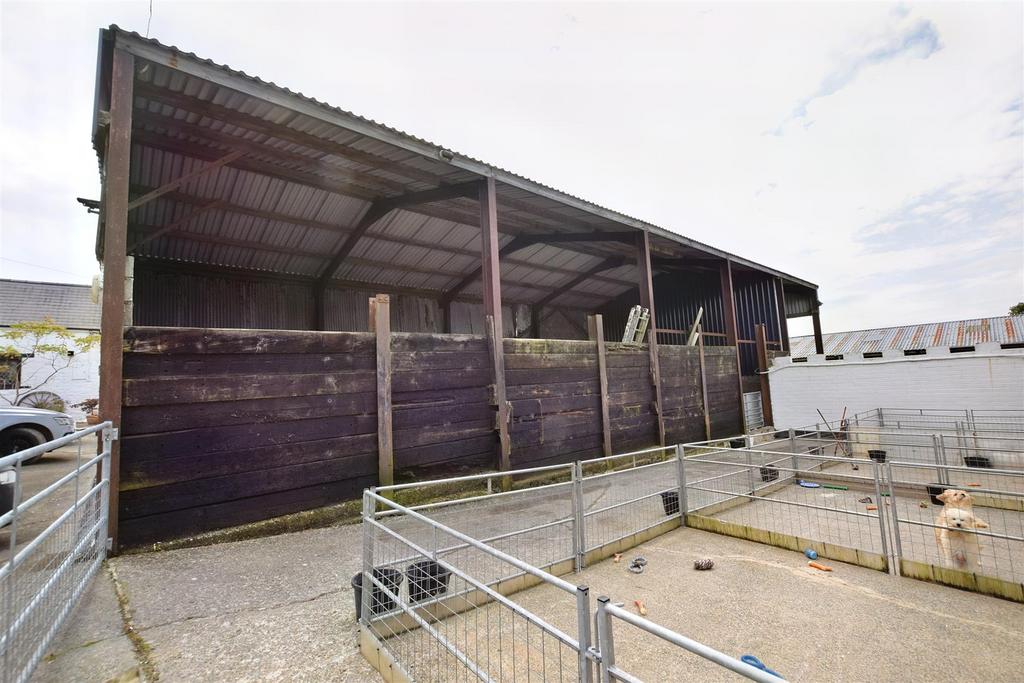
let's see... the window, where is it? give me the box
[0,354,20,391]
[863,351,883,359]
[950,346,975,353]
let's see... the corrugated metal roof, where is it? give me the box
[98,25,818,310]
[790,316,1024,356]
[0,279,101,330]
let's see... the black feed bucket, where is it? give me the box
[926,484,946,506]
[868,450,887,463]
[351,567,403,619]
[730,438,746,449]
[406,560,452,603]
[659,490,679,516]
[964,455,992,468]
[759,465,779,483]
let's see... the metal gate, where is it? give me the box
[0,421,113,683]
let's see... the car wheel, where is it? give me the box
[0,428,47,465]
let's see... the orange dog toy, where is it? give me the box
[634,600,647,616]
[866,505,878,511]
[808,561,833,572]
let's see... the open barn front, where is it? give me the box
[90,26,820,548]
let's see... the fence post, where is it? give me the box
[870,462,892,574]
[100,426,115,554]
[596,596,614,683]
[884,462,902,576]
[932,434,947,485]
[573,462,586,572]
[361,489,375,625]
[877,408,885,428]
[675,444,687,524]
[744,435,755,494]
[575,585,594,683]
[788,428,799,476]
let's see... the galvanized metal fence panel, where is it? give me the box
[0,422,113,683]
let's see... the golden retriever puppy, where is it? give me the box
[934,490,988,568]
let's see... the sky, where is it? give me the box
[0,1,1021,337]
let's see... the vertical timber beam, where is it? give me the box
[719,259,745,432]
[774,278,790,354]
[99,47,134,552]
[370,294,394,490]
[697,326,712,440]
[811,300,825,355]
[479,178,511,471]
[755,323,774,427]
[636,232,666,446]
[588,314,613,457]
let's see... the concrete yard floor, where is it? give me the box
[508,526,1024,682]
[33,523,377,682]
[34,519,1024,682]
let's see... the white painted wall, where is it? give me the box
[768,343,1024,428]
[0,330,100,419]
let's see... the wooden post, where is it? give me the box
[697,325,711,440]
[440,299,452,334]
[479,178,511,471]
[811,303,825,355]
[774,278,790,354]
[371,294,394,490]
[588,315,613,457]
[755,323,774,427]
[313,286,325,330]
[636,232,666,446]
[719,259,745,432]
[98,48,134,552]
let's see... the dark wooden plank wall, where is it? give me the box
[118,327,741,546]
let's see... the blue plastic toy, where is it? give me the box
[798,480,821,488]
[741,655,782,678]
[804,549,818,560]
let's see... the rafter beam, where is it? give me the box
[127,150,243,211]
[124,185,640,290]
[316,202,392,283]
[530,257,626,337]
[438,235,536,305]
[126,200,222,252]
[519,231,636,245]
[533,258,626,309]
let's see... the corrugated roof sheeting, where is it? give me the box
[790,316,1024,357]
[107,26,820,326]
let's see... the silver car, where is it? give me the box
[0,406,76,464]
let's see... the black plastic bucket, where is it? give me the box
[868,450,887,463]
[406,560,452,603]
[926,484,946,506]
[964,455,992,469]
[352,567,403,619]
[759,465,779,483]
[730,438,746,449]
[659,490,679,516]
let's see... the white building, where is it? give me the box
[771,316,1024,427]
[0,279,102,419]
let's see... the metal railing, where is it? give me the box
[884,462,1024,593]
[681,419,1024,601]
[361,444,787,681]
[0,422,113,683]
[595,597,779,683]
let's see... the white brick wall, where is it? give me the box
[768,343,1024,428]
[0,330,100,418]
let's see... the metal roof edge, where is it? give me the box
[106,26,818,291]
